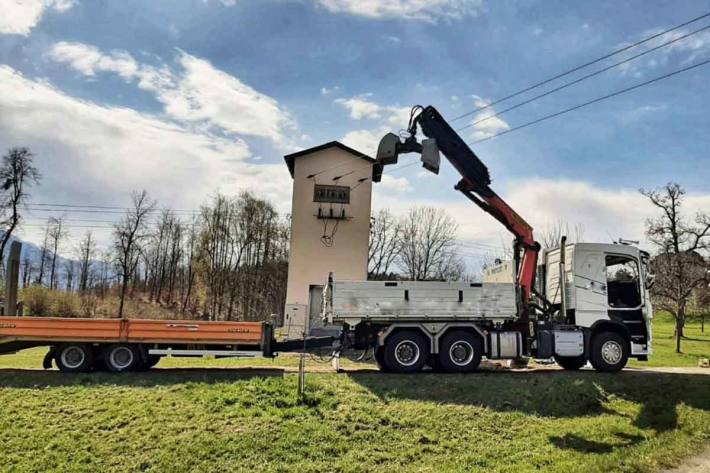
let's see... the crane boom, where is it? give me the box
[375,105,540,307]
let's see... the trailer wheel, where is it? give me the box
[135,355,161,371]
[55,343,94,373]
[554,355,587,370]
[590,332,629,372]
[103,344,139,372]
[438,330,482,373]
[383,330,429,373]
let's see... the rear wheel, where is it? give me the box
[590,332,629,372]
[55,343,93,373]
[383,331,429,373]
[103,344,139,372]
[554,355,587,370]
[438,330,482,373]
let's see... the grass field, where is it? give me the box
[0,314,708,472]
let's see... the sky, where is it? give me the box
[1,0,709,264]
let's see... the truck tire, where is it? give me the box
[134,354,161,371]
[55,343,94,373]
[438,330,482,373]
[590,332,629,372]
[103,344,139,373]
[554,355,587,370]
[382,330,429,373]
[374,347,390,372]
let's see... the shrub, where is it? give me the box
[22,285,52,316]
[53,292,80,318]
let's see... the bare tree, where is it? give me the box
[78,231,95,292]
[368,209,401,279]
[0,147,41,267]
[397,206,463,281]
[36,224,50,285]
[47,217,67,290]
[641,183,710,353]
[113,190,155,318]
[539,220,585,249]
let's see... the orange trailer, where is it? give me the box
[0,316,278,372]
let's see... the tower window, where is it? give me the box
[314,184,350,204]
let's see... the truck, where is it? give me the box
[321,105,654,373]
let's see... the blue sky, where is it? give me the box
[1,0,709,254]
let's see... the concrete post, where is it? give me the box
[4,241,21,316]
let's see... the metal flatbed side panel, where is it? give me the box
[0,316,264,346]
[331,281,516,319]
[126,320,263,344]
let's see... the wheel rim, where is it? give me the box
[110,347,134,370]
[61,346,85,369]
[394,340,420,367]
[601,340,623,365]
[449,340,475,366]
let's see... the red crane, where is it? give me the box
[375,106,541,313]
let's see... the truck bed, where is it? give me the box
[0,316,264,352]
[325,280,517,324]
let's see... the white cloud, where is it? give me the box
[0,65,292,245]
[335,94,411,128]
[0,0,75,35]
[49,42,138,79]
[335,94,382,119]
[48,42,294,146]
[379,174,412,193]
[320,85,342,96]
[616,27,710,77]
[466,95,510,140]
[316,0,483,22]
[340,126,389,155]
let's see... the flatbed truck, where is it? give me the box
[321,106,654,373]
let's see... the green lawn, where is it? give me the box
[0,314,708,472]
[629,312,710,367]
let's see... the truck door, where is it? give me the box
[572,248,607,327]
[604,254,649,347]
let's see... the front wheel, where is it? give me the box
[590,332,629,372]
[382,331,429,373]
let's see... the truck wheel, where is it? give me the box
[590,332,629,372]
[554,355,587,370]
[374,347,390,372]
[438,330,482,373]
[103,344,139,373]
[383,330,429,373]
[55,343,94,373]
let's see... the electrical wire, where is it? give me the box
[450,10,710,122]
[469,57,710,145]
[457,23,710,132]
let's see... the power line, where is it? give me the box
[469,57,710,145]
[29,203,200,212]
[457,23,710,132]
[451,11,710,122]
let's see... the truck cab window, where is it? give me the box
[605,255,641,308]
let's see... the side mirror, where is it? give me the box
[420,139,440,174]
[376,133,400,165]
[645,273,655,290]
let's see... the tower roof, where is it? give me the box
[284,141,382,182]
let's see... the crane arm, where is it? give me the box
[375,105,540,304]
